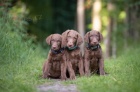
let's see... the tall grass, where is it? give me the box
[0,8,47,92]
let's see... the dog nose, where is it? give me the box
[93,42,97,44]
[68,44,73,47]
[52,46,57,50]
[91,41,97,45]
[68,42,73,47]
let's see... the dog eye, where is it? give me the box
[96,35,98,37]
[90,35,93,37]
[51,39,54,41]
[67,36,71,38]
[74,37,77,40]
[90,36,93,38]
[57,40,60,43]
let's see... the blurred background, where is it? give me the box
[1,0,140,92]
[1,0,140,58]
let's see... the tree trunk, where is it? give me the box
[126,5,140,44]
[131,5,139,41]
[105,17,113,58]
[112,18,117,58]
[92,0,101,31]
[104,2,115,58]
[77,0,85,55]
[124,7,129,48]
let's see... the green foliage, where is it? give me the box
[22,0,77,43]
[0,8,47,92]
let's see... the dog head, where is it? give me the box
[84,30,103,46]
[62,30,83,49]
[46,34,62,51]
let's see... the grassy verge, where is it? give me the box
[0,9,48,92]
[64,46,140,92]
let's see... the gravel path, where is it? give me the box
[37,80,79,92]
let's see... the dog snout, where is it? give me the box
[67,41,74,47]
[52,46,57,49]
[93,41,97,44]
[68,44,73,47]
[52,43,58,50]
[90,40,98,45]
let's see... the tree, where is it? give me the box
[104,1,115,58]
[92,0,101,31]
[77,0,85,55]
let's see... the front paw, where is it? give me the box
[61,76,67,80]
[100,72,106,76]
[42,73,50,79]
[80,71,85,76]
[85,72,90,77]
[70,75,76,80]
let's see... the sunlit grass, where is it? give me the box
[64,47,140,92]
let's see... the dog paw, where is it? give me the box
[42,75,49,79]
[61,76,67,80]
[70,75,76,80]
[85,73,90,77]
[80,72,85,76]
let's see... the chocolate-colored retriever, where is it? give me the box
[84,30,105,76]
[62,30,84,79]
[42,34,67,80]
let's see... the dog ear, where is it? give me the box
[98,31,103,42]
[76,33,83,46]
[62,30,70,47]
[59,35,63,48]
[84,32,90,43]
[46,34,53,45]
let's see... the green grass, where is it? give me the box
[0,9,48,92]
[0,8,140,92]
[64,47,140,92]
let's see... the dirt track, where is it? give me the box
[37,80,78,92]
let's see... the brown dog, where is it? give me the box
[84,30,105,76]
[42,34,67,80]
[62,30,84,79]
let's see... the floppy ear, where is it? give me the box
[61,30,70,47]
[84,32,90,43]
[98,31,103,42]
[46,34,53,45]
[76,33,83,46]
[59,35,63,48]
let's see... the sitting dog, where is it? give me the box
[62,30,84,79]
[42,34,67,80]
[84,30,105,76]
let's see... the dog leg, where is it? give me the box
[61,60,67,80]
[43,61,52,78]
[99,58,105,75]
[84,59,90,76]
[78,57,84,76]
[67,61,76,80]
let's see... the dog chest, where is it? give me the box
[90,57,98,65]
[87,51,100,66]
[88,50,101,58]
[51,53,63,61]
[51,62,61,71]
